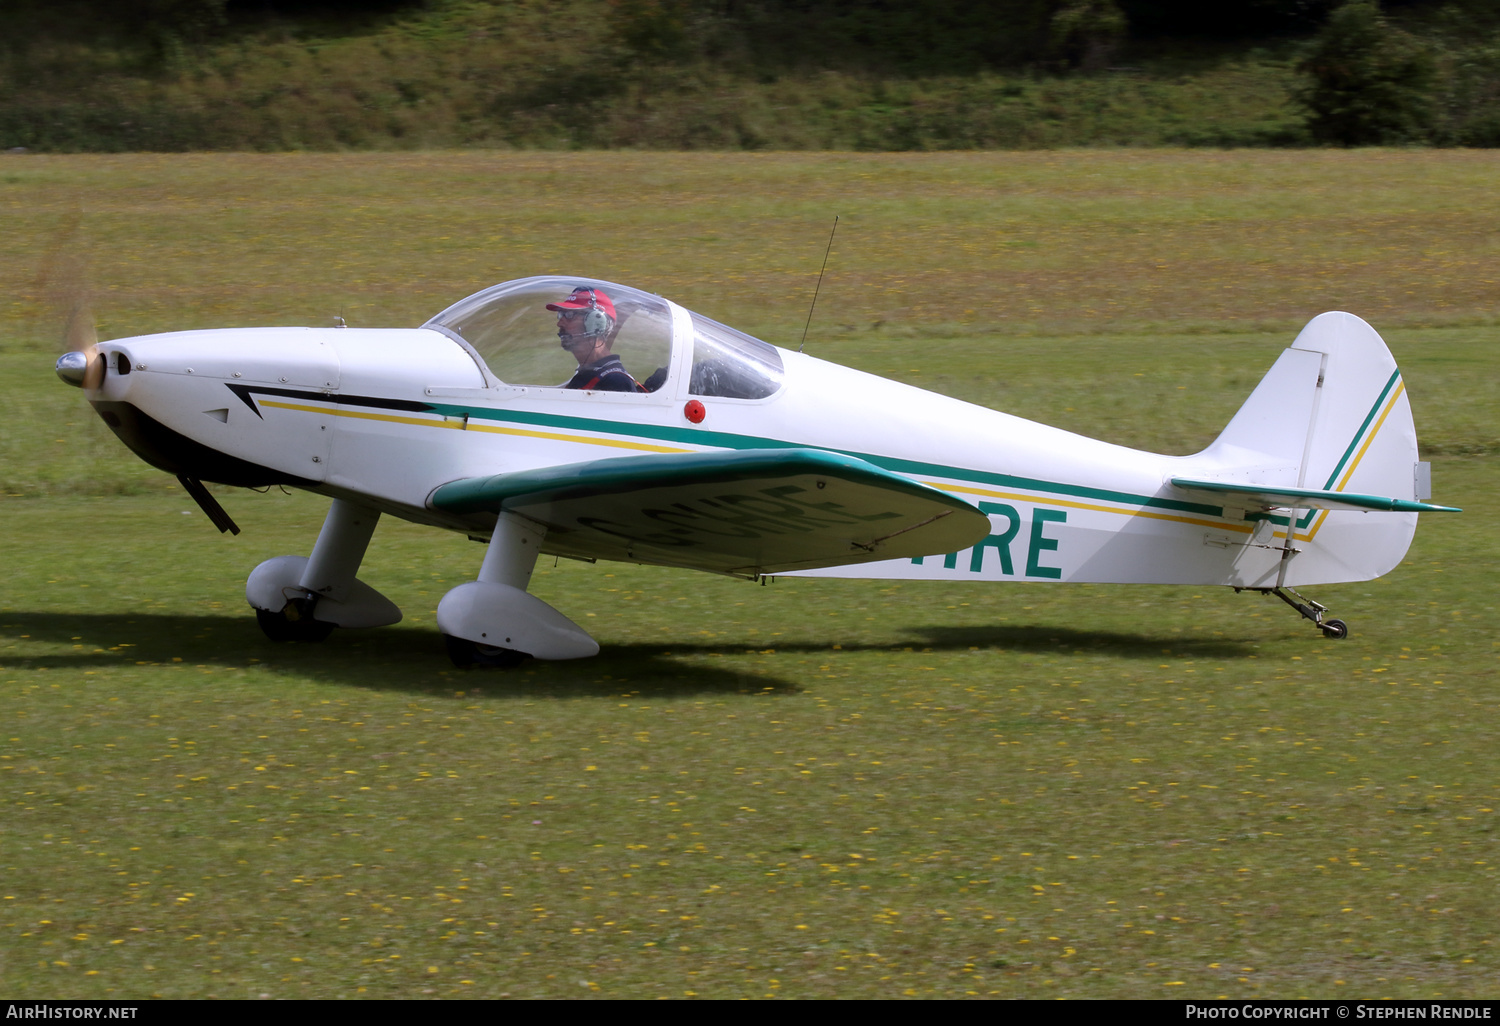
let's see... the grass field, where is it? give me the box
[1,152,1496,999]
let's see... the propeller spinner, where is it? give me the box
[55,348,102,388]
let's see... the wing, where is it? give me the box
[430,448,993,576]
[1170,477,1461,514]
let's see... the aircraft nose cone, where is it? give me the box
[56,351,88,386]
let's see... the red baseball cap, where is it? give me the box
[546,286,616,320]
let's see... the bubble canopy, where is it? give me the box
[423,276,784,400]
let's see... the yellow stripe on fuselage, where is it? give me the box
[257,400,691,454]
[934,482,1255,534]
[258,400,1246,533]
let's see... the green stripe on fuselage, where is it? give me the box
[423,401,1228,519]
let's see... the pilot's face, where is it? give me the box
[557,309,597,361]
[557,309,585,335]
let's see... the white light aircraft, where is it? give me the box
[55,276,1458,667]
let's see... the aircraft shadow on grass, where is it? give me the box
[4,610,1256,698]
[903,624,1259,659]
[1,610,801,698]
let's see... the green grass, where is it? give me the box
[1,153,1496,998]
[7,150,1500,336]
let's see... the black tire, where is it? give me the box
[1320,619,1349,640]
[256,607,336,643]
[444,634,528,669]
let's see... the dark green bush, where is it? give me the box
[1048,0,1129,71]
[1298,0,1436,144]
[1433,39,1500,145]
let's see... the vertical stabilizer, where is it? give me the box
[1189,312,1421,585]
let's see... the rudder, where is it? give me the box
[1191,313,1424,585]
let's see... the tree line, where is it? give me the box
[3,0,1498,147]
[4,0,1488,69]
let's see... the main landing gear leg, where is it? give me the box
[436,511,599,669]
[446,512,543,669]
[1254,586,1349,639]
[248,499,399,642]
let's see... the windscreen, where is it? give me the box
[425,277,674,392]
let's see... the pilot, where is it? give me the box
[548,286,643,392]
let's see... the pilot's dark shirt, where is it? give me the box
[564,354,641,392]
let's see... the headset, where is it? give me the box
[557,287,615,349]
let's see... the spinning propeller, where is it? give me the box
[46,214,102,390]
[53,295,101,389]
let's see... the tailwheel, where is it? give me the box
[1256,587,1349,640]
[444,634,529,670]
[256,599,335,643]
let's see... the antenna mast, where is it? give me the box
[799,215,838,353]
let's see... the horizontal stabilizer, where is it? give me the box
[430,448,993,576]
[1171,477,1461,514]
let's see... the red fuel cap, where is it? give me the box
[684,400,706,424]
